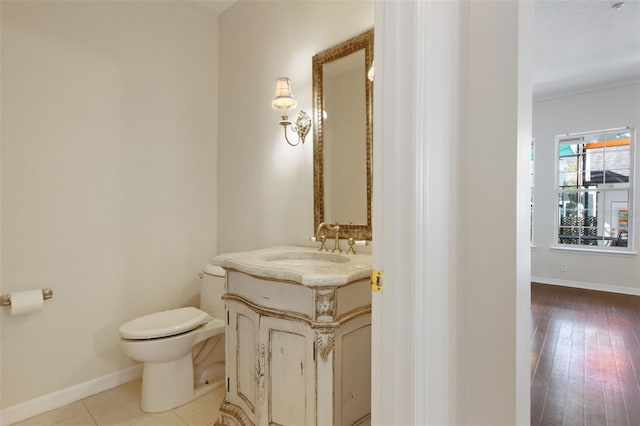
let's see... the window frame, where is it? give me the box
[552,127,636,254]
[531,139,536,247]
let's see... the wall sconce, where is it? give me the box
[271,77,311,146]
[367,60,375,82]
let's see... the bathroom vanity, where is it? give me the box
[212,246,372,426]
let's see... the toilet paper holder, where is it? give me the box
[0,288,54,307]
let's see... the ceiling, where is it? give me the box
[193,0,639,100]
[534,0,640,100]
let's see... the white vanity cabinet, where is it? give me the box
[212,247,372,426]
[226,300,316,426]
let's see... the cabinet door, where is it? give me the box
[259,316,315,426]
[335,316,371,426]
[227,301,260,425]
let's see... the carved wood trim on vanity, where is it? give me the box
[315,288,336,321]
[222,269,371,326]
[224,293,371,327]
[315,329,335,362]
[216,402,256,426]
[313,287,336,362]
[224,293,312,323]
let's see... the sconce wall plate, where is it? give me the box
[279,110,311,146]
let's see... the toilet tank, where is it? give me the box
[200,265,225,320]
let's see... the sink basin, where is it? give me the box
[211,246,371,286]
[261,251,350,267]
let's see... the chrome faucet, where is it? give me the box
[316,222,342,253]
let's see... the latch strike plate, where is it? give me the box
[371,270,383,292]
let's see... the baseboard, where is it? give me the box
[531,276,640,296]
[0,364,142,426]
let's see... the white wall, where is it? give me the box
[463,1,532,424]
[1,0,219,410]
[532,83,640,294]
[217,0,373,253]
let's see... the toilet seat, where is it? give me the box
[119,307,212,340]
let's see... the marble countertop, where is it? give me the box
[211,245,372,287]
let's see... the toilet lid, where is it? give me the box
[119,307,212,339]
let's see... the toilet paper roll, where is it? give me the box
[10,290,44,316]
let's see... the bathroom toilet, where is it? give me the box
[119,265,226,413]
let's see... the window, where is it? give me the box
[531,139,535,244]
[555,127,634,252]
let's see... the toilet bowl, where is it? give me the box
[119,266,226,413]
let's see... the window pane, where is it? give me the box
[605,144,630,181]
[558,156,578,187]
[583,134,631,185]
[555,127,634,251]
[558,195,599,245]
[559,143,578,157]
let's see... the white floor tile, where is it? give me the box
[109,410,188,426]
[82,380,141,412]
[51,412,97,426]
[10,401,91,426]
[174,385,225,426]
[10,379,223,426]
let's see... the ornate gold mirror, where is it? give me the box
[313,29,373,241]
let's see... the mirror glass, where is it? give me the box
[313,29,373,241]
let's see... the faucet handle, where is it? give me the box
[346,237,356,254]
[318,235,328,252]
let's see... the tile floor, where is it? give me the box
[11,379,225,426]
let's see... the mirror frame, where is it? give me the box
[312,29,374,241]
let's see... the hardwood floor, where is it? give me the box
[531,283,640,426]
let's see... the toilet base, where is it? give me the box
[141,353,194,413]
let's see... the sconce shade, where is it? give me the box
[272,77,297,111]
